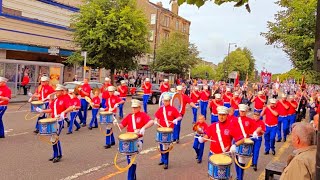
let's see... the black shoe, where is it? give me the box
[52,158,60,163]
[111,142,115,146]
[272,150,276,155]
[49,157,54,161]
[283,139,286,142]
[82,124,86,127]
[92,126,98,128]
[264,151,269,155]
[276,139,282,142]
[176,139,180,144]
[88,127,92,130]
[57,155,62,160]
[158,162,164,165]
[163,164,168,169]
[75,127,80,131]
[197,159,202,164]
[33,130,39,134]
[104,145,111,149]
[66,132,73,135]
[253,164,257,171]
[0,136,5,138]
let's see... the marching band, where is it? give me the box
[1,75,319,180]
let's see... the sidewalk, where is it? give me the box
[9,94,30,103]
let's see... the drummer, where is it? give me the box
[101,77,112,108]
[190,86,200,124]
[192,115,208,163]
[142,78,152,113]
[67,90,81,134]
[209,94,224,124]
[251,91,266,119]
[117,80,128,119]
[230,92,241,117]
[78,78,92,127]
[36,85,74,163]
[88,89,101,130]
[251,112,266,171]
[160,79,170,93]
[102,86,125,149]
[223,87,232,108]
[154,94,182,169]
[32,76,55,134]
[117,99,154,180]
[0,77,11,139]
[175,85,198,143]
[199,85,210,119]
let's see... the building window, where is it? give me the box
[2,7,22,16]
[176,20,179,30]
[164,31,170,40]
[149,30,154,41]
[150,14,156,25]
[183,24,187,33]
[163,16,170,27]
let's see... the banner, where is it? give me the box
[260,71,272,84]
[50,67,61,88]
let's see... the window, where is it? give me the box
[2,7,22,16]
[176,20,179,30]
[183,24,187,33]
[149,30,154,41]
[150,14,156,25]
[164,31,170,40]
[163,16,170,27]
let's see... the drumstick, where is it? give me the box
[194,136,216,142]
[154,121,164,128]
[112,115,122,132]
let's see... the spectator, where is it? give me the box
[73,75,78,81]
[280,122,316,180]
[21,73,30,95]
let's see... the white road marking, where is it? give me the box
[6,110,28,114]
[8,132,29,137]
[60,132,195,180]
[4,129,13,133]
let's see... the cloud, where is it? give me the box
[149,0,292,73]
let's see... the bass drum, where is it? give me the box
[159,92,182,113]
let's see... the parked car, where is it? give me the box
[132,84,161,104]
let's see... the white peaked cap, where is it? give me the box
[269,98,277,104]
[226,87,231,92]
[281,93,287,98]
[131,99,141,107]
[0,77,8,82]
[234,92,239,96]
[176,86,183,91]
[203,85,208,90]
[170,88,176,92]
[217,106,228,114]
[194,87,199,90]
[41,76,50,81]
[215,94,221,99]
[105,77,110,81]
[108,86,116,92]
[258,91,263,95]
[163,94,171,101]
[239,104,248,111]
[145,78,150,81]
[120,80,126,84]
[164,79,168,82]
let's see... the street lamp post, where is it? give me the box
[224,43,237,82]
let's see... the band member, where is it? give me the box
[32,76,55,133]
[160,79,170,93]
[100,77,112,108]
[192,115,208,163]
[67,90,81,134]
[261,98,278,155]
[103,86,125,148]
[36,85,73,163]
[276,94,290,142]
[78,78,91,127]
[88,90,101,130]
[0,77,11,138]
[142,78,152,113]
[175,85,198,143]
[118,80,128,119]
[251,91,266,119]
[209,94,224,124]
[251,112,266,171]
[223,87,232,108]
[117,99,154,180]
[199,85,210,119]
[62,87,71,128]
[288,95,298,132]
[190,86,200,124]
[154,94,182,169]
[231,92,241,117]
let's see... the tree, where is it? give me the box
[261,0,316,71]
[152,33,198,76]
[191,62,215,79]
[173,0,251,11]
[70,0,149,83]
[272,68,320,84]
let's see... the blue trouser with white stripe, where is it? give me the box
[254,109,263,120]
[288,114,296,133]
[101,98,106,108]
[192,103,199,123]
[142,95,149,113]
[200,101,208,119]
[0,106,8,138]
[234,109,239,117]
[252,136,262,165]
[224,102,231,108]
[119,97,126,119]
[89,108,99,128]
[127,140,143,180]
[68,111,81,133]
[160,144,169,165]
[235,156,245,180]
[277,116,288,141]
[210,114,218,124]
[173,120,182,141]
[78,99,88,124]
[193,134,205,161]
[106,128,115,145]
[35,102,49,130]
[264,126,277,152]
[53,121,63,158]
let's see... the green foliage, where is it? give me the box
[261,0,316,71]
[191,62,215,79]
[213,47,256,81]
[153,33,199,76]
[71,0,150,74]
[272,68,320,84]
[173,0,251,12]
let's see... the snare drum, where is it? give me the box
[30,101,45,113]
[159,92,182,113]
[156,127,173,144]
[99,111,113,124]
[118,133,139,155]
[38,118,58,135]
[236,138,254,157]
[208,154,232,180]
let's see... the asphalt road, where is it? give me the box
[1,98,294,180]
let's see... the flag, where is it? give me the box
[234,72,239,86]
[276,76,280,83]
[301,75,306,90]
[245,72,248,85]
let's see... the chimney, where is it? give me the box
[171,0,179,15]
[156,2,163,7]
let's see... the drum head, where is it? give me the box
[209,154,232,165]
[171,93,182,113]
[157,127,173,133]
[39,118,57,124]
[244,138,254,144]
[31,101,44,105]
[100,111,113,115]
[119,133,138,141]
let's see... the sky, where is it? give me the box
[149,0,292,74]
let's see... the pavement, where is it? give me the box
[1,97,295,180]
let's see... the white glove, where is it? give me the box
[114,103,119,108]
[172,119,179,125]
[100,108,105,111]
[139,127,146,135]
[153,120,158,125]
[28,97,33,103]
[28,92,33,97]
[137,141,143,151]
[50,136,56,143]
[196,106,200,109]
[35,107,43,113]
[109,108,114,112]
[198,136,204,143]
[310,120,314,125]
[113,119,118,125]
[252,131,259,139]
[60,112,66,119]
[230,144,237,153]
